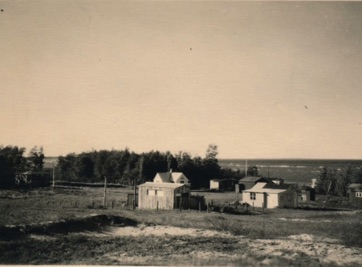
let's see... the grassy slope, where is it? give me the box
[0,187,361,265]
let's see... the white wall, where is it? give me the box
[210,180,220,190]
[242,191,265,208]
[266,193,280,208]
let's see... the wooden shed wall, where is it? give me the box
[138,185,190,210]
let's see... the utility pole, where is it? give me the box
[245,159,248,177]
[103,176,107,208]
[52,161,55,188]
[134,156,143,210]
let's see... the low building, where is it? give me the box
[298,185,316,202]
[138,182,190,210]
[241,182,298,208]
[237,176,271,192]
[210,178,238,191]
[298,190,311,202]
[347,183,362,203]
[15,170,51,187]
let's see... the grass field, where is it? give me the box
[0,187,361,266]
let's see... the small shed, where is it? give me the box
[347,183,362,203]
[210,178,238,191]
[241,182,298,208]
[138,182,190,210]
[298,185,316,202]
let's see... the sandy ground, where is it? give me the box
[58,225,362,266]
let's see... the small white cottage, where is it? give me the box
[241,183,298,208]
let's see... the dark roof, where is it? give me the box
[211,178,239,182]
[268,177,284,181]
[239,176,265,183]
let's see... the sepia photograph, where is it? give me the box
[0,0,362,266]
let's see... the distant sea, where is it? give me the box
[218,159,362,185]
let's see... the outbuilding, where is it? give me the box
[210,178,239,191]
[241,182,298,208]
[138,182,190,210]
[237,176,271,192]
[15,170,51,187]
[347,183,362,204]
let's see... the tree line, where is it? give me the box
[56,144,245,188]
[0,144,249,189]
[6,143,361,194]
[316,165,362,197]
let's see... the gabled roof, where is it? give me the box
[243,182,287,194]
[155,172,173,183]
[251,182,268,190]
[154,172,188,183]
[264,182,297,190]
[348,183,362,190]
[139,182,185,189]
[268,177,284,182]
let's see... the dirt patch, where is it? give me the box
[2,215,362,266]
[247,234,362,266]
[105,225,233,238]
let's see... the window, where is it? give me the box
[356,192,362,198]
[250,192,256,200]
[146,189,163,196]
[147,189,155,196]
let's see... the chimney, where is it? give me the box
[169,168,173,182]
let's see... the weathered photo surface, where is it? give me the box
[0,1,362,266]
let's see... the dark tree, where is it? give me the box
[247,166,259,176]
[75,153,95,181]
[0,146,27,188]
[29,146,45,171]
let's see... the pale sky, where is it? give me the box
[1,1,362,159]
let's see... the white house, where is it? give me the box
[241,183,298,208]
[153,170,190,185]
